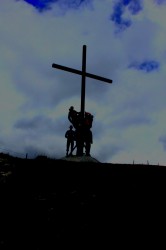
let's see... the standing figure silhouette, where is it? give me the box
[65,125,75,156]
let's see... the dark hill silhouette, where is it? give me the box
[0,153,166,249]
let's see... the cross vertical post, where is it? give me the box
[78,45,86,156]
[81,45,86,120]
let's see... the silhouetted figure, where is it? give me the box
[67,106,94,156]
[68,106,81,129]
[84,129,93,156]
[84,111,93,129]
[65,125,75,156]
[75,127,84,156]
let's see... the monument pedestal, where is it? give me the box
[61,155,100,163]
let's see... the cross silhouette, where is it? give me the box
[52,45,113,156]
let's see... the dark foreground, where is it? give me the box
[0,154,166,249]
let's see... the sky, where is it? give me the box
[1,0,166,165]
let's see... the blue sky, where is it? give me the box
[0,0,166,164]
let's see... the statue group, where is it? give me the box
[65,106,93,157]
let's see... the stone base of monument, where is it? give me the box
[61,154,100,163]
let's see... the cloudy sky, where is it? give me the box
[1,0,166,165]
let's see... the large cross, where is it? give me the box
[52,45,113,155]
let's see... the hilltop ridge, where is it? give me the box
[0,152,166,248]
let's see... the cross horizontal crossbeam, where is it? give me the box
[52,63,112,84]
